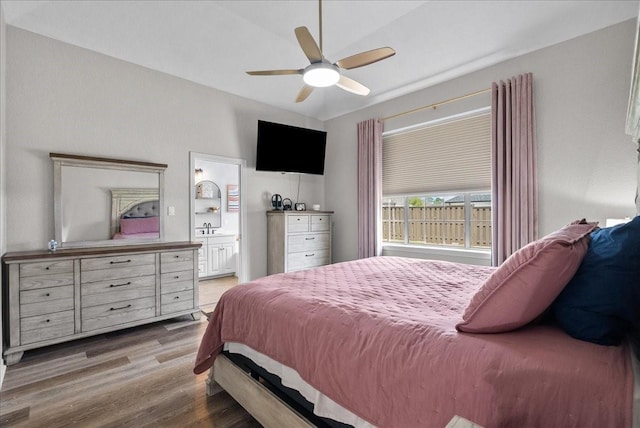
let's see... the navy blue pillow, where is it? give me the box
[552,216,640,345]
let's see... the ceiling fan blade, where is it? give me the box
[295,26,323,63]
[336,75,370,96]
[296,85,314,103]
[246,69,302,76]
[335,47,396,70]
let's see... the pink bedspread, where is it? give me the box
[194,256,634,428]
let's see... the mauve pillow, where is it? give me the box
[456,220,598,333]
[120,216,160,235]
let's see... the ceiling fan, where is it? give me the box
[246,0,395,103]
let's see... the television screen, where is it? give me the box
[256,120,327,175]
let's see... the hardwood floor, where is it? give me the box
[199,275,238,314]
[0,276,258,427]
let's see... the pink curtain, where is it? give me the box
[492,73,538,266]
[357,119,383,258]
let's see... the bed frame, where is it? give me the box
[206,354,485,427]
[206,354,313,427]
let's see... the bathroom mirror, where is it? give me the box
[51,153,167,248]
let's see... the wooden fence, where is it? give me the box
[382,206,491,248]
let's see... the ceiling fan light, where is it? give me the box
[303,63,340,87]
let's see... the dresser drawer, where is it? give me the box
[81,253,156,272]
[81,260,156,283]
[20,289,75,318]
[20,310,75,345]
[19,272,75,291]
[21,285,74,305]
[20,260,74,278]
[81,275,156,307]
[161,290,194,315]
[161,270,194,294]
[310,215,330,232]
[161,250,195,273]
[287,249,330,272]
[287,233,329,253]
[81,297,155,332]
[287,215,309,233]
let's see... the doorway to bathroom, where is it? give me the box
[189,152,247,311]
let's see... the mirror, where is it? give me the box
[195,180,222,229]
[51,153,166,248]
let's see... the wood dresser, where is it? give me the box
[266,210,333,275]
[1,241,201,365]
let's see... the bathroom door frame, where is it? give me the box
[189,152,248,283]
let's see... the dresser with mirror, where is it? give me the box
[2,153,201,365]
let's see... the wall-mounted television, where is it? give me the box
[256,120,327,175]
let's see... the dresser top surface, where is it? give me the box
[2,241,202,263]
[266,210,334,215]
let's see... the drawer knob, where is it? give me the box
[110,259,131,264]
[45,293,50,297]
[174,255,180,258]
[174,296,180,300]
[45,319,50,323]
[45,266,50,270]
[110,304,132,311]
[305,237,315,240]
[174,275,180,279]
[305,253,315,257]
[110,281,132,288]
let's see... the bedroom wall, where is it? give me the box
[4,26,324,280]
[325,19,639,264]
[4,20,639,278]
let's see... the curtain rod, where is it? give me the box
[381,87,491,122]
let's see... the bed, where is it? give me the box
[194,217,640,428]
[110,188,160,240]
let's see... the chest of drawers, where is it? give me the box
[160,249,196,314]
[80,253,157,332]
[18,259,75,346]
[2,241,200,365]
[267,211,333,274]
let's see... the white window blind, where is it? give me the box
[382,111,491,195]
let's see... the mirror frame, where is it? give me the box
[625,9,640,213]
[50,152,167,248]
[626,11,640,143]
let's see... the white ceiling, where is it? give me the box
[2,0,639,121]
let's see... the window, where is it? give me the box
[382,193,491,249]
[381,109,491,251]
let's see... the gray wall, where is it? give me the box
[3,19,639,277]
[325,19,639,263]
[5,26,324,280]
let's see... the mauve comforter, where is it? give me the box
[194,256,634,428]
